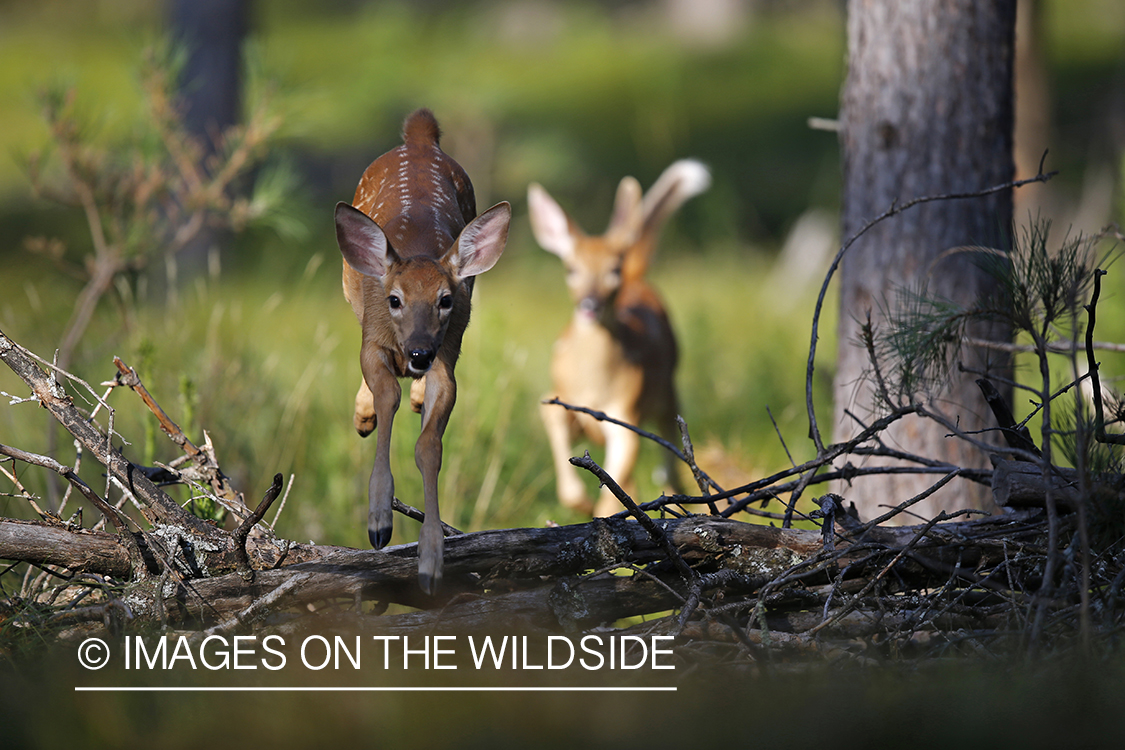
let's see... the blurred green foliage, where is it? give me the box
[0,0,1123,547]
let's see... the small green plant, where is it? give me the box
[20,41,299,518]
[869,220,1101,410]
[24,42,296,373]
[869,217,1124,647]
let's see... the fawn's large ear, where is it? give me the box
[606,175,642,243]
[335,202,390,278]
[453,201,510,278]
[527,183,578,260]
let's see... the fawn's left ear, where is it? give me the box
[452,201,510,278]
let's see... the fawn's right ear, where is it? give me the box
[527,184,577,260]
[335,202,390,278]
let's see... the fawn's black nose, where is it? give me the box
[409,349,435,372]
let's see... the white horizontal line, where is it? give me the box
[75,686,676,693]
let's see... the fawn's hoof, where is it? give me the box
[368,525,392,549]
[418,570,441,596]
[355,415,375,437]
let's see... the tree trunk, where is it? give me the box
[834,0,1017,521]
[167,0,249,279]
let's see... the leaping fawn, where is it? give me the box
[529,160,710,517]
[334,109,510,593]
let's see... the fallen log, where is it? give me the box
[991,457,1124,510]
[4,502,1045,638]
[0,520,132,578]
[991,458,1082,509]
[151,516,823,627]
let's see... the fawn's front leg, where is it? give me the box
[364,356,401,550]
[414,359,456,594]
[540,400,592,513]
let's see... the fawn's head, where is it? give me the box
[335,201,510,375]
[528,177,644,322]
[529,160,710,323]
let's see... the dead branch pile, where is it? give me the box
[3,323,1121,667]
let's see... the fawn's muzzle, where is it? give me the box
[409,348,436,372]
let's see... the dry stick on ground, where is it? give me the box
[809,522,940,637]
[965,364,1094,464]
[544,398,690,465]
[0,443,150,579]
[0,326,246,603]
[807,507,987,638]
[642,463,971,522]
[1027,318,1064,653]
[623,404,930,520]
[111,356,246,515]
[570,452,706,632]
[851,468,964,533]
[677,416,718,514]
[546,395,959,529]
[1045,266,1123,652]
[232,473,284,582]
[967,335,1125,355]
[976,377,1042,458]
[571,452,738,636]
[714,405,921,518]
[570,452,698,587]
[1,329,216,537]
[1069,340,1093,653]
[391,497,463,537]
[0,458,52,521]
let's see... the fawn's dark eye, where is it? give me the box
[388,295,402,309]
[439,294,454,310]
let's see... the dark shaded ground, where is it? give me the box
[3,635,1125,749]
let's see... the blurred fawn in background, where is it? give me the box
[529,160,710,516]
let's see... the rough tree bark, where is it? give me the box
[834,0,1017,521]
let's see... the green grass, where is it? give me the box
[0,225,833,548]
[1,0,1122,549]
[4,218,1122,553]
